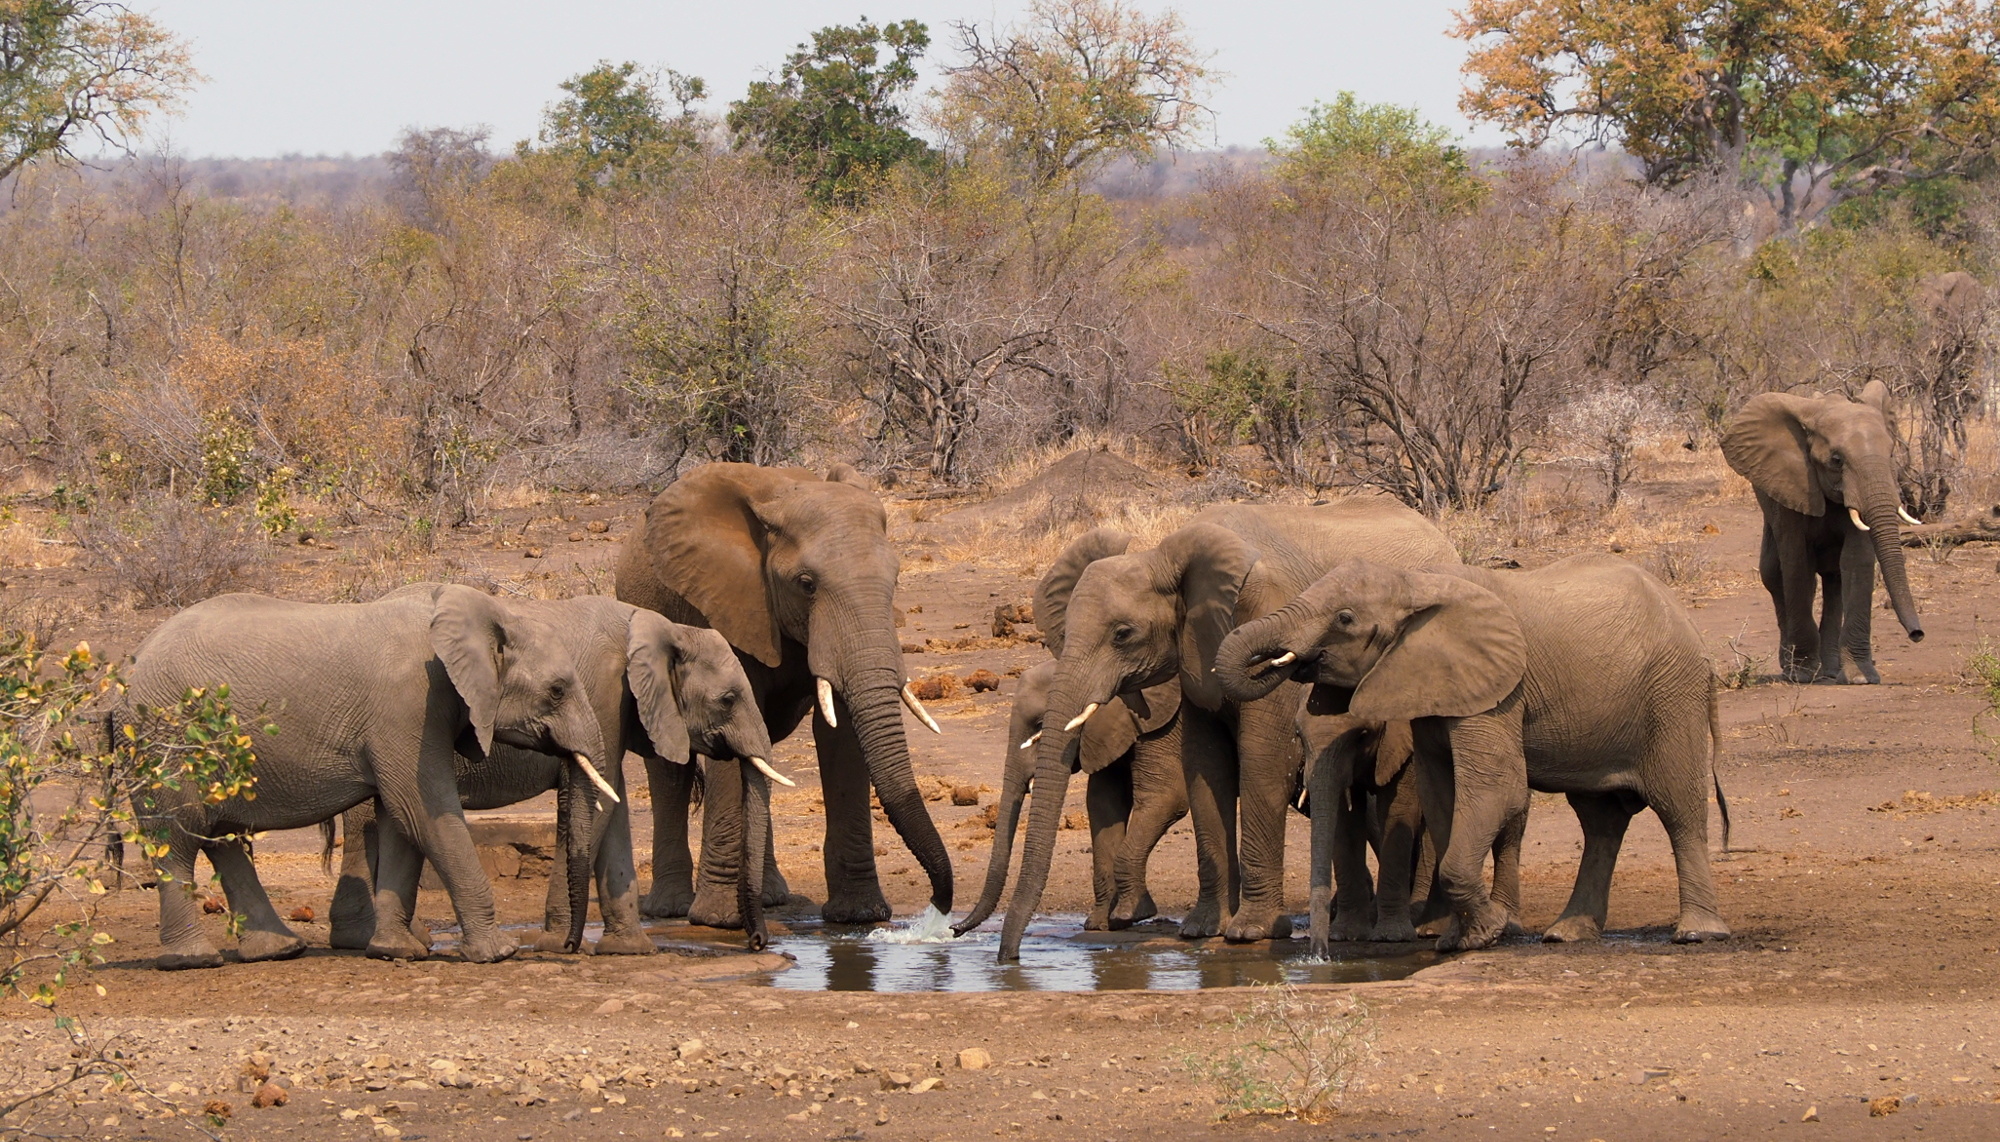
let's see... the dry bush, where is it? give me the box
[70,495,268,607]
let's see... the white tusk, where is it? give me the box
[816,677,839,727]
[1849,507,1871,532]
[748,756,796,788]
[901,682,943,734]
[1062,702,1100,732]
[1899,506,1922,526]
[1019,731,1042,750]
[1267,651,1296,669]
[573,753,620,804]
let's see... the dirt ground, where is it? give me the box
[5,451,2000,1140]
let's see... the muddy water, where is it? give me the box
[759,915,1440,992]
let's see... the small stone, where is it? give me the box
[567,531,585,543]
[911,1077,943,1093]
[875,1105,890,1125]
[1868,1095,1902,1117]
[849,1059,875,1074]
[676,1039,707,1063]
[251,1083,287,1109]
[586,520,609,534]
[957,1048,993,1071]
[951,785,981,807]
[592,999,624,1015]
[286,905,314,922]
[880,1072,912,1091]
[523,547,544,559]
[202,1099,233,1119]
[1802,1105,1819,1122]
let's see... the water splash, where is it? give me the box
[864,904,962,945]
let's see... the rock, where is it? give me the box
[586,520,609,534]
[523,547,544,559]
[202,1099,233,1119]
[880,1071,912,1091]
[911,1077,943,1093]
[1802,1105,1819,1122]
[593,999,625,1015]
[951,785,981,807]
[957,1048,993,1071]
[251,1084,287,1108]
[850,1059,875,1074]
[568,531,586,543]
[512,1084,545,1107]
[1868,1096,1902,1117]
[901,643,925,654]
[964,669,1002,693]
[676,1039,707,1064]
[365,1055,395,1070]
[201,895,226,914]
[875,1105,891,1125]
[286,905,314,923]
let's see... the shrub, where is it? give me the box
[71,495,268,608]
[1185,985,1375,1122]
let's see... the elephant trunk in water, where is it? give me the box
[737,759,771,950]
[1853,464,1925,641]
[555,757,598,953]
[999,672,1091,961]
[841,649,954,915]
[954,721,1037,936]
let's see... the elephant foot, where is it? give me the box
[1106,891,1158,930]
[1673,911,1731,944]
[1178,898,1224,940]
[1369,915,1419,943]
[761,869,792,909]
[639,885,694,919]
[1439,904,1508,952]
[1541,913,1603,943]
[1328,911,1372,942]
[821,886,892,926]
[1224,907,1293,943]
[687,890,744,931]
[1780,664,1817,685]
[1838,660,1881,685]
[592,929,659,956]
[365,927,431,961]
[327,920,372,950]
[1084,903,1112,931]
[457,931,519,964]
[156,947,225,971]
[236,929,307,963]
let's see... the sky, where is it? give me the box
[138,1,1506,159]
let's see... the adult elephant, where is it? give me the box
[328,597,782,953]
[1721,381,1926,683]
[957,658,1194,935]
[1216,555,1730,951]
[617,463,952,926]
[987,501,1459,961]
[120,585,608,969]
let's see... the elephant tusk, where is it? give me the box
[1063,702,1100,732]
[901,682,943,735]
[816,677,839,728]
[1849,507,1871,532]
[748,756,796,788]
[1019,730,1042,750]
[1265,650,1296,670]
[572,753,620,804]
[1900,506,1923,526]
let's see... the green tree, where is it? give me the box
[727,19,933,204]
[527,60,705,192]
[1270,93,1483,211]
[0,0,198,181]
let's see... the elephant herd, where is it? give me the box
[120,385,1927,970]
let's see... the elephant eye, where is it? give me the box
[1828,451,1844,467]
[797,573,817,595]
[1336,609,1356,627]
[549,680,567,702]
[1111,624,1135,644]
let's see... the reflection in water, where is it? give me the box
[764,915,1439,993]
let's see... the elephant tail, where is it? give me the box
[1708,675,1732,854]
[319,818,337,875]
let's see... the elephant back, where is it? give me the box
[1194,499,1459,615]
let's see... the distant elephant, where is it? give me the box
[327,596,782,953]
[984,500,1459,961]
[1292,699,1521,957]
[1721,381,1926,683]
[120,585,608,969]
[957,659,1193,935]
[1216,554,1731,951]
[616,463,952,927]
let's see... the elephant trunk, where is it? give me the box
[1854,469,1925,641]
[556,756,597,953]
[1213,607,1306,705]
[954,723,1036,936]
[840,649,955,916]
[737,759,771,950]
[999,677,1091,961]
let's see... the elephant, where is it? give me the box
[1291,699,1523,957]
[983,499,1460,961]
[956,659,1192,935]
[326,596,782,953]
[1215,554,1732,952]
[616,463,952,927]
[118,584,608,969]
[1720,380,1926,684]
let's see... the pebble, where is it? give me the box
[676,1039,707,1063]
[957,1048,993,1071]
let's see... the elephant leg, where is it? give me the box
[1411,827,1449,938]
[1837,529,1881,684]
[1176,709,1237,940]
[152,815,224,970]
[1225,693,1299,943]
[588,791,657,955]
[206,839,305,963]
[1327,741,1376,944]
[366,813,432,961]
[1083,764,1131,931]
[1649,730,1730,943]
[1768,512,1821,683]
[640,755,696,918]
[760,807,790,908]
[1491,805,1529,936]
[815,711,891,924]
[1304,738,1341,958]
[1814,555,1845,682]
[1430,712,1526,952]
[1543,791,1637,943]
[1368,764,1425,942]
[1109,737,1186,928]
[689,755,747,929]
[375,746,515,963]
[328,805,378,950]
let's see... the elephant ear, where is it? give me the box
[1153,523,1260,711]
[824,463,874,491]
[1720,393,1825,517]
[624,611,692,765]
[430,584,507,755]
[1078,697,1140,774]
[1856,379,1892,416]
[1373,719,1415,788]
[1122,678,1180,734]
[1350,570,1526,722]
[642,464,786,667]
[1034,527,1132,656]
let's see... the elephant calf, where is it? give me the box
[329,596,783,954]
[119,585,609,969]
[1217,555,1731,952]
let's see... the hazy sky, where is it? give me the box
[141,1,1503,158]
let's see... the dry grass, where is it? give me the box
[0,519,76,570]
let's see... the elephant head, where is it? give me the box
[626,613,782,948]
[619,463,952,917]
[989,522,1255,959]
[1720,382,1926,643]
[429,584,610,952]
[1213,560,1527,724]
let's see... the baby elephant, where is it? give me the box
[120,585,609,969]
[1217,554,1730,951]
[330,596,783,954]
